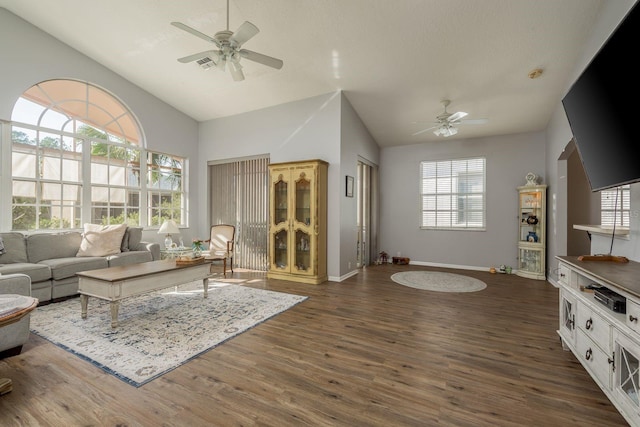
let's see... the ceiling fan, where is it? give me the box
[171,0,283,81]
[412,100,488,137]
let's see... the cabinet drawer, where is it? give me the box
[577,301,611,352]
[626,299,640,334]
[576,328,612,389]
[558,263,570,287]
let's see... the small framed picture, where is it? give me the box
[345,175,354,197]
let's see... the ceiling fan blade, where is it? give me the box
[171,22,220,47]
[412,125,438,136]
[460,118,489,125]
[231,21,259,47]
[239,49,284,69]
[177,50,218,63]
[230,61,245,81]
[448,111,468,122]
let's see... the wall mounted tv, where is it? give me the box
[562,3,639,192]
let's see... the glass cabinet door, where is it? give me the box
[615,331,640,415]
[295,229,311,271]
[518,247,542,274]
[295,176,311,226]
[274,179,288,225]
[519,189,543,244]
[273,229,288,269]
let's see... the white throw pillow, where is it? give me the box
[76,223,128,257]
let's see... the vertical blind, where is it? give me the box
[209,156,269,271]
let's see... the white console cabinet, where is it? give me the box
[557,256,640,426]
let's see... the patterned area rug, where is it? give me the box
[391,271,487,292]
[30,282,307,387]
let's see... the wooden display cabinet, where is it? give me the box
[267,159,328,284]
[516,174,547,280]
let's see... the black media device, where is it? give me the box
[594,287,626,314]
[562,3,640,192]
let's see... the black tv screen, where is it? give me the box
[562,4,640,192]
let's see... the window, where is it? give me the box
[420,157,485,230]
[601,185,630,227]
[9,79,186,230]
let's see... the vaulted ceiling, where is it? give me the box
[0,0,623,147]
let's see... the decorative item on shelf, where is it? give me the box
[526,215,539,225]
[192,238,205,257]
[158,219,180,249]
[527,231,539,242]
[525,172,538,186]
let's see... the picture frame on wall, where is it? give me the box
[346,175,354,197]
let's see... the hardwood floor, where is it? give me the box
[0,264,629,426]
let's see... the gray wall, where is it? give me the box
[545,0,640,281]
[0,8,199,244]
[198,91,380,280]
[379,132,545,271]
[340,93,380,278]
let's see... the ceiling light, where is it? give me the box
[433,125,458,137]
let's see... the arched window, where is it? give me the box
[10,79,185,231]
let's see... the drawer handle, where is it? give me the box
[585,318,592,330]
[630,315,638,323]
[585,348,592,361]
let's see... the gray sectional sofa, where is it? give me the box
[0,227,160,303]
[0,273,33,358]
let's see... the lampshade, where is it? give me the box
[158,219,179,235]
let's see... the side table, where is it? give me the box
[0,294,38,396]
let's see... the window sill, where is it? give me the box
[573,224,630,240]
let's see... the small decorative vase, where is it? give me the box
[526,215,539,225]
[193,248,201,258]
[527,231,539,242]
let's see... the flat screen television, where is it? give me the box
[562,3,640,192]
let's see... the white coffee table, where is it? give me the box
[77,259,212,328]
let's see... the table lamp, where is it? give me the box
[158,219,180,249]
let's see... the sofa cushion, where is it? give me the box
[0,232,28,264]
[107,251,152,267]
[39,257,108,280]
[126,227,143,250]
[120,228,130,252]
[0,263,51,283]
[27,232,82,263]
[77,224,127,257]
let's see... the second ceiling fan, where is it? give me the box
[172,0,283,81]
[413,100,488,137]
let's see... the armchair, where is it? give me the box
[206,224,235,276]
[0,274,34,359]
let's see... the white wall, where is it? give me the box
[0,8,199,244]
[379,132,545,271]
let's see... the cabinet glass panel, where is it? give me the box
[274,180,288,225]
[295,177,311,225]
[295,230,311,271]
[562,297,574,334]
[519,190,543,243]
[619,346,640,406]
[274,229,288,269]
[519,248,542,273]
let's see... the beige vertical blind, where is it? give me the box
[209,156,269,271]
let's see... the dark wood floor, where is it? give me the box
[0,264,629,426]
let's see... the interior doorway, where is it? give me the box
[356,159,378,267]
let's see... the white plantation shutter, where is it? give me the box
[601,185,630,227]
[420,157,486,230]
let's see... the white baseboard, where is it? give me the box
[409,260,491,272]
[329,269,359,282]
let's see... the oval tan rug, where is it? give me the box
[391,271,487,292]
